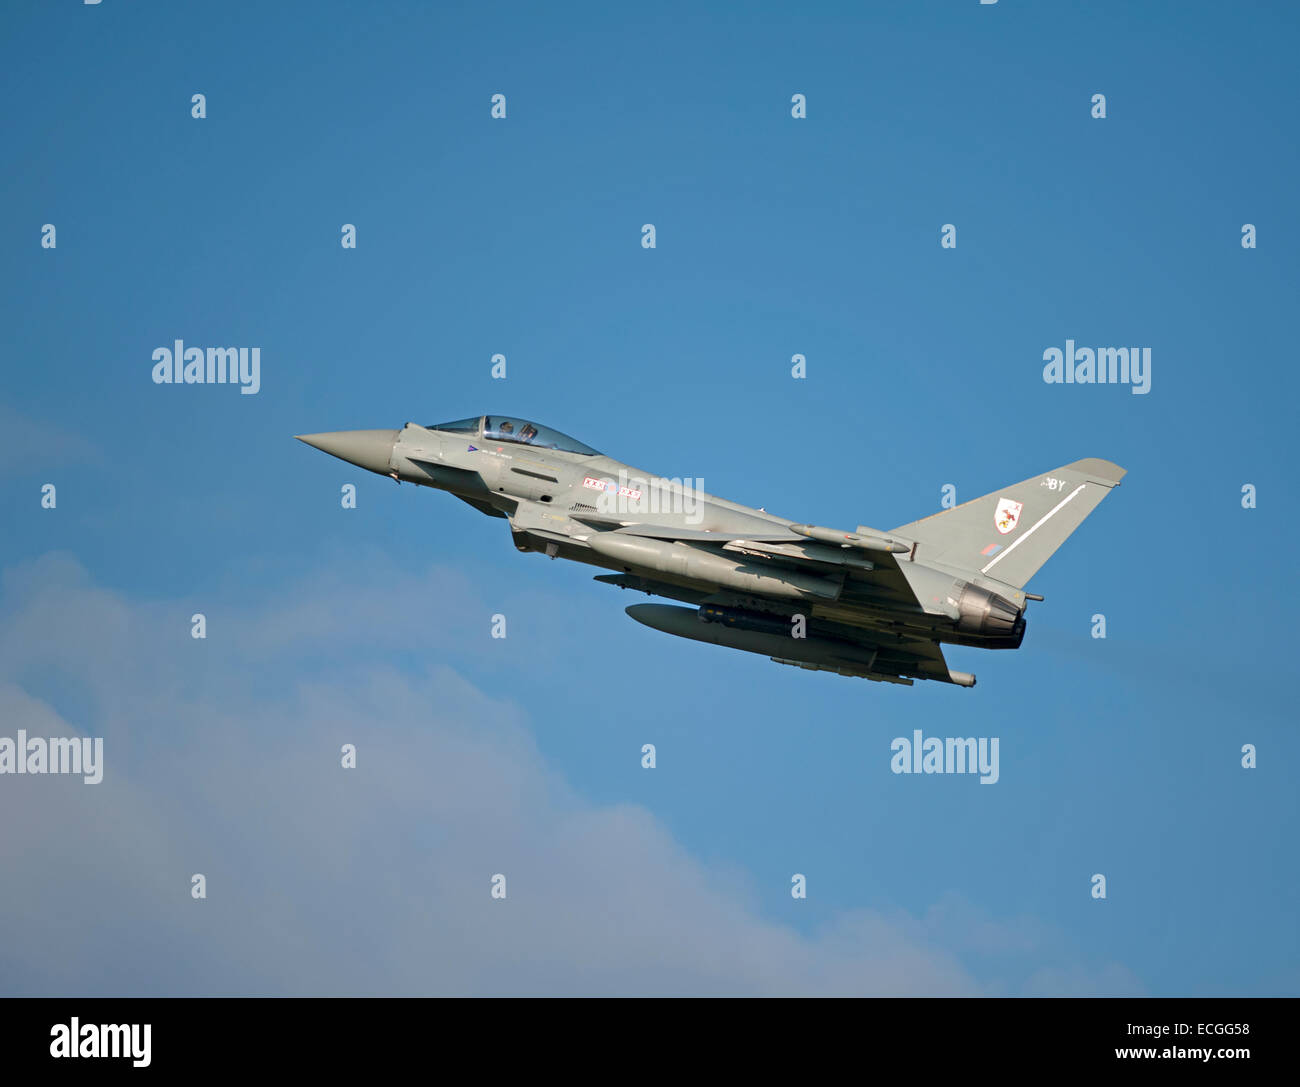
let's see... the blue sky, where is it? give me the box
[0,1,1296,995]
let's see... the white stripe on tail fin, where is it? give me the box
[886,459,1126,589]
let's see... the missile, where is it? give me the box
[587,532,841,601]
[788,524,911,554]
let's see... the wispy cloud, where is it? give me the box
[0,555,1142,996]
[0,403,100,479]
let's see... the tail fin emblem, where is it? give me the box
[994,497,1024,534]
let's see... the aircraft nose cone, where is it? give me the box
[295,430,399,474]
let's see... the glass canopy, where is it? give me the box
[425,415,599,455]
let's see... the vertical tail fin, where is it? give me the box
[886,459,1126,588]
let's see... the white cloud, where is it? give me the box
[0,403,100,479]
[0,555,1142,996]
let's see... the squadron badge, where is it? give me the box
[994,497,1024,534]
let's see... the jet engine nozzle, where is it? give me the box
[955,583,1024,644]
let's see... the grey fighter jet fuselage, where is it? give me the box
[296,416,1126,688]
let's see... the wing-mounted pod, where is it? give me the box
[789,524,911,554]
[587,532,845,602]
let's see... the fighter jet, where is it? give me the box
[296,416,1125,688]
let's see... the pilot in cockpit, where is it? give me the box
[497,420,514,435]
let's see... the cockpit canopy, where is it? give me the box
[424,415,599,455]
